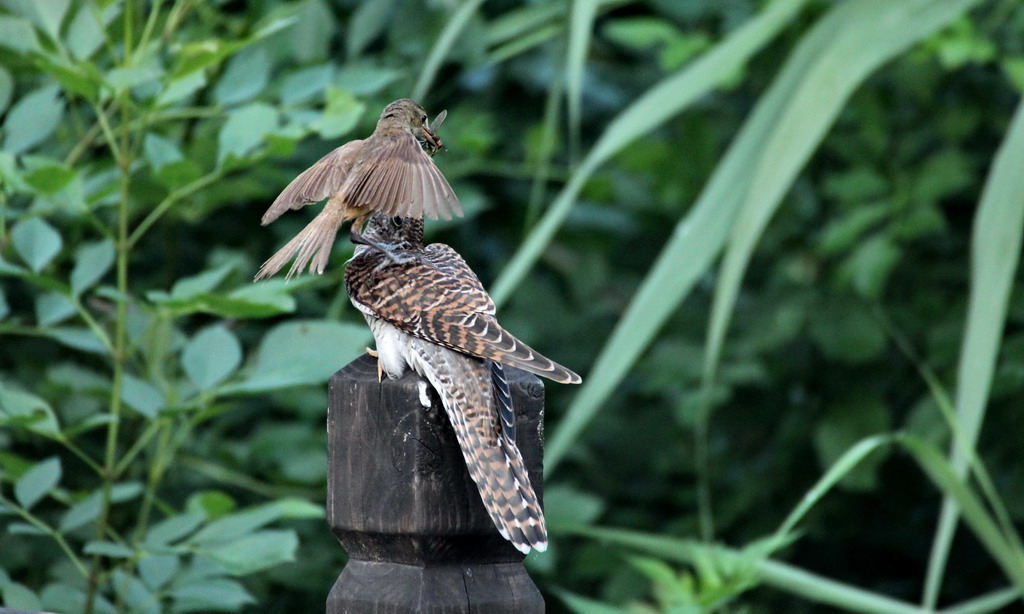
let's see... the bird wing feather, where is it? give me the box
[403,337,546,553]
[342,132,461,220]
[345,243,581,384]
[261,141,362,225]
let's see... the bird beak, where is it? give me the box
[422,124,440,149]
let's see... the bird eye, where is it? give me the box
[391,216,403,227]
[420,114,427,124]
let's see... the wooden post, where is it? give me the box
[326,354,546,613]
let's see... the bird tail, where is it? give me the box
[254,205,344,281]
[407,341,548,553]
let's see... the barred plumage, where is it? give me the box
[345,213,583,553]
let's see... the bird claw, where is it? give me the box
[365,347,383,382]
[350,226,409,266]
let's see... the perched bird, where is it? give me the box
[345,213,582,553]
[255,99,461,281]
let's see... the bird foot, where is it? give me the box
[350,226,410,266]
[365,347,383,382]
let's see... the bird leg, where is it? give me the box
[365,347,383,382]
[349,223,410,266]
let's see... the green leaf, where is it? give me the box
[28,0,70,41]
[202,530,298,575]
[11,217,62,272]
[71,239,115,296]
[105,65,164,90]
[0,16,41,53]
[808,299,886,364]
[544,485,605,530]
[217,103,278,166]
[0,384,61,435]
[231,320,368,392]
[181,324,243,391]
[143,133,184,172]
[2,84,64,154]
[23,161,78,195]
[312,87,365,140]
[111,570,159,614]
[838,234,901,299]
[60,492,102,532]
[813,400,891,491]
[156,70,207,107]
[45,326,109,354]
[15,457,61,510]
[170,264,234,299]
[169,579,255,611]
[818,203,889,255]
[0,66,13,114]
[335,62,402,97]
[279,63,334,105]
[121,374,165,419]
[289,0,334,63]
[346,0,393,59]
[35,291,76,326]
[66,1,112,60]
[1,581,43,611]
[139,554,179,591]
[144,512,205,546]
[84,541,135,558]
[0,286,9,320]
[189,499,317,546]
[213,46,271,106]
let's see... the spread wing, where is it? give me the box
[345,243,581,384]
[341,132,462,221]
[261,141,363,225]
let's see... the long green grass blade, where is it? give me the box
[491,0,808,308]
[567,525,927,614]
[702,0,982,399]
[940,588,1020,614]
[923,96,1024,606]
[483,0,810,472]
[902,435,1024,593]
[552,588,630,614]
[775,434,894,539]
[411,0,484,101]
[568,429,1023,611]
[566,0,599,163]
[542,0,982,473]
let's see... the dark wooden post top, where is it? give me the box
[325,354,545,613]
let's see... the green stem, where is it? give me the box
[112,419,164,478]
[71,295,114,354]
[84,117,133,614]
[0,496,89,578]
[127,169,224,248]
[694,391,715,541]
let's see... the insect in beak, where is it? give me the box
[421,110,447,156]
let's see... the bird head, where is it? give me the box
[360,212,424,250]
[378,99,442,150]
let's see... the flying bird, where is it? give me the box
[345,213,582,553]
[255,99,461,281]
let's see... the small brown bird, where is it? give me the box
[255,99,461,281]
[345,213,582,553]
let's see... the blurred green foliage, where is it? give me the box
[1,0,1023,612]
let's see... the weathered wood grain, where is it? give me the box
[326,353,545,613]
